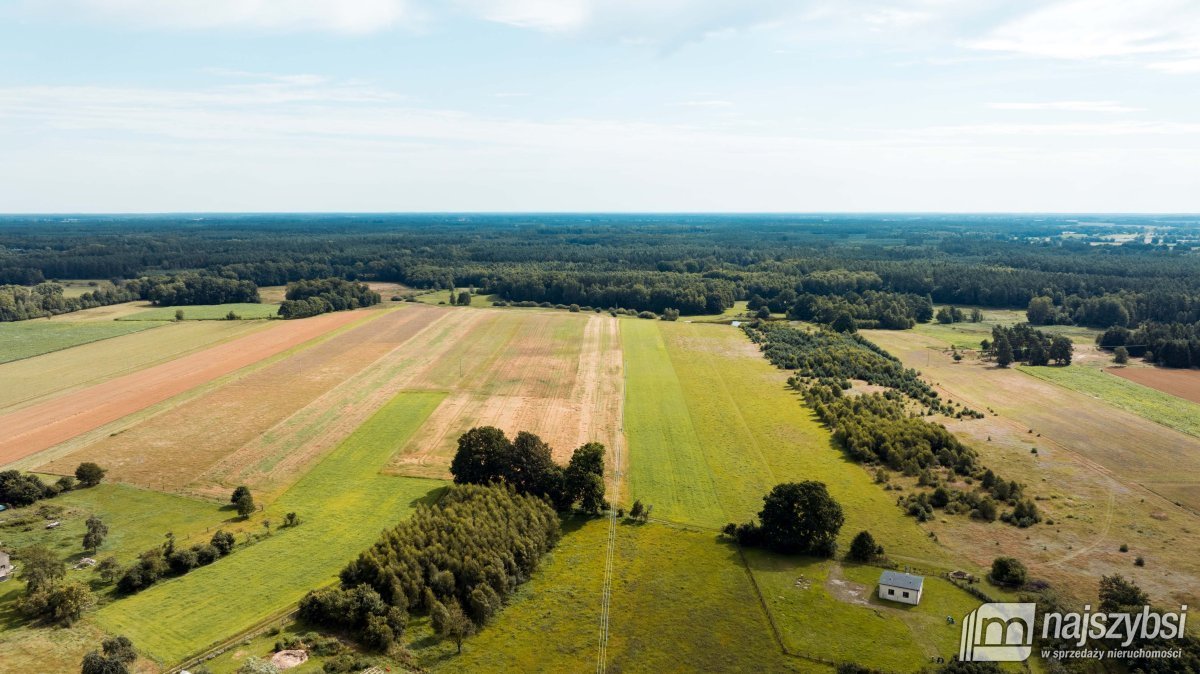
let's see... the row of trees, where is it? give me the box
[116,529,238,593]
[1098,322,1200,368]
[278,278,381,319]
[0,463,105,507]
[0,282,140,322]
[743,321,952,411]
[449,427,607,514]
[127,273,259,306]
[300,484,560,653]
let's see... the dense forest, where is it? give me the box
[2,215,1199,329]
[301,483,560,652]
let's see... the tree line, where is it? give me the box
[984,324,1073,367]
[7,215,1200,325]
[1098,322,1200,368]
[278,278,380,319]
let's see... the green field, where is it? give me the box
[0,320,164,363]
[623,319,951,562]
[1020,363,1200,438]
[118,303,280,321]
[94,391,448,663]
[0,484,233,575]
[749,555,981,669]
[621,319,725,526]
[414,289,498,307]
[912,306,1100,350]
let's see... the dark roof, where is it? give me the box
[879,570,924,591]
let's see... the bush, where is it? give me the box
[989,557,1028,587]
[846,530,884,562]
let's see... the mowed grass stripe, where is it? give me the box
[94,391,448,663]
[620,319,725,527]
[0,320,165,364]
[661,322,950,561]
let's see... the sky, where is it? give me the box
[0,0,1198,212]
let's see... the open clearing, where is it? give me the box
[865,328,1200,605]
[0,319,164,363]
[38,306,432,493]
[0,320,269,413]
[0,310,369,467]
[386,309,624,481]
[912,306,1100,349]
[118,303,280,321]
[94,391,448,664]
[1111,365,1200,405]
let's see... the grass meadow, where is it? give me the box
[1020,363,1200,439]
[119,303,280,321]
[94,391,448,663]
[0,320,164,363]
[912,306,1100,350]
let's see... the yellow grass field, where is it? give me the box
[865,328,1200,605]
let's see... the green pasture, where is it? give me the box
[0,320,164,363]
[94,391,448,664]
[414,289,498,307]
[912,306,1100,350]
[117,303,279,321]
[1019,363,1200,439]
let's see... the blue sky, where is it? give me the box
[1,0,1198,212]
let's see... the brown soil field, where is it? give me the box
[865,329,1200,605]
[1111,365,1200,404]
[0,310,368,468]
[36,307,432,491]
[386,308,624,480]
[190,304,456,498]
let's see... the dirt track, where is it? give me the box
[0,311,368,467]
[1110,365,1200,404]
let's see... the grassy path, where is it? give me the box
[94,391,448,663]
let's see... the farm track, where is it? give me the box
[0,311,369,467]
[596,320,625,674]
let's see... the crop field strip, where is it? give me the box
[0,319,167,364]
[0,319,270,413]
[193,304,458,499]
[116,303,281,321]
[93,391,448,664]
[37,306,435,491]
[0,310,372,467]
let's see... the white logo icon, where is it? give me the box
[959,603,1037,662]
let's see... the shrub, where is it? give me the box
[989,557,1028,587]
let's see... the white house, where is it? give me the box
[0,551,11,582]
[878,570,924,605]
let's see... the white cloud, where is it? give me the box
[988,100,1144,113]
[46,0,414,33]
[968,0,1200,69]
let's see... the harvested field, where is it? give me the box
[118,303,279,321]
[37,307,433,492]
[0,310,370,468]
[1111,365,1200,405]
[386,309,624,480]
[44,300,155,322]
[0,320,269,413]
[193,304,453,498]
